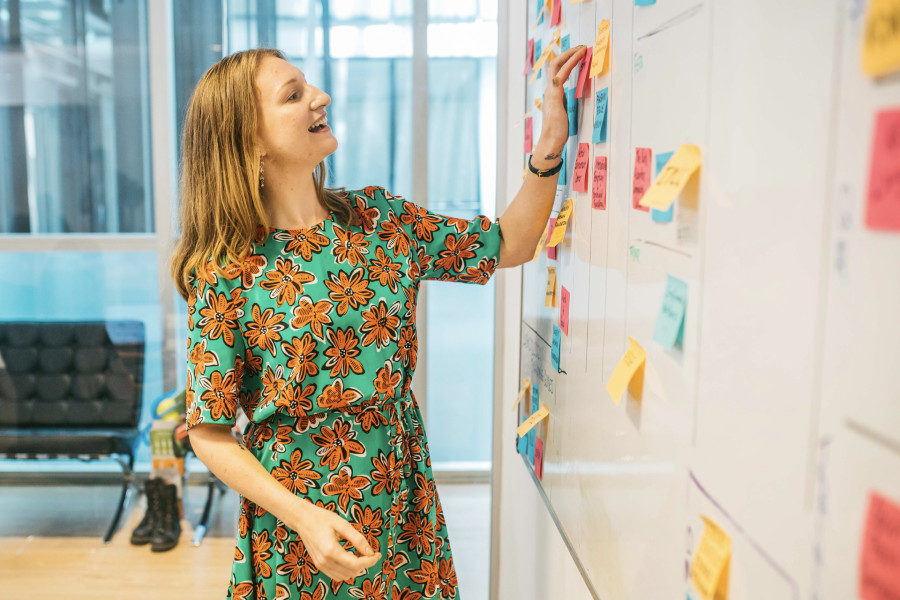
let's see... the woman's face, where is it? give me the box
[254,56,337,167]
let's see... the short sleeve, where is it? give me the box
[377,187,504,285]
[184,262,247,430]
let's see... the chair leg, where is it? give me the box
[103,453,135,544]
[191,475,225,546]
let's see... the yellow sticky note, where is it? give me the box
[516,402,550,438]
[605,337,646,404]
[547,198,574,247]
[638,144,702,210]
[545,267,557,308]
[862,0,900,77]
[690,516,731,600]
[534,97,542,110]
[589,20,611,78]
[531,221,551,261]
[530,49,557,83]
[511,378,531,411]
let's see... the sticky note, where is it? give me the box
[551,324,562,372]
[572,143,590,192]
[862,0,900,77]
[559,285,570,335]
[524,117,533,154]
[865,108,900,231]
[559,144,567,184]
[859,490,900,600]
[575,46,593,99]
[547,198,574,246]
[517,402,550,438]
[512,377,532,411]
[532,221,550,261]
[516,434,528,455]
[653,275,688,349]
[546,217,558,260]
[545,266,558,308]
[537,0,545,24]
[561,33,570,53]
[592,156,608,209]
[589,20,611,78]
[639,143,702,210]
[566,87,578,136]
[593,87,609,143]
[527,429,536,464]
[550,0,562,27]
[652,151,675,222]
[633,147,652,212]
[535,39,542,67]
[605,337,646,404]
[534,436,544,479]
[527,38,535,70]
[635,0,657,4]
[531,380,540,412]
[531,49,555,84]
[690,516,731,600]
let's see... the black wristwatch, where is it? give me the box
[528,153,563,177]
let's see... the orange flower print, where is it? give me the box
[349,504,384,553]
[235,252,268,289]
[411,472,435,513]
[443,216,470,234]
[280,228,330,261]
[437,558,458,599]
[310,418,366,469]
[399,200,441,242]
[259,256,316,306]
[373,360,401,399]
[359,300,401,349]
[355,403,389,432]
[398,511,435,554]
[367,246,403,293]
[298,581,328,600]
[195,285,245,346]
[332,227,370,266]
[250,530,274,579]
[416,245,434,278]
[325,267,374,315]
[392,325,417,369]
[370,450,401,496]
[433,233,479,273]
[281,332,319,382]
[271,448,322,495]
[231,581,254,600]
[348,577,388,600]
[290,296,333,340]
[408,558,439,597]
[276,538,320,588]
[377,212,413,257]
[188,339,218,379]
[316,378,362,410]
[324,326,364,377]
[260,364,289,404]
[195,367,241,422]
[244,303,287,356]
[273,382,315,418]
[322,465,371,512]
[458,256,497,285]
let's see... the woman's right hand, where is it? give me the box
[291,500,382,582]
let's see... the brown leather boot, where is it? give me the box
[130,477,162,546]
[150,481,182,552]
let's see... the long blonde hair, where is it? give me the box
[170,47,359,301]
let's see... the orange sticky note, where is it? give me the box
[516,402,550,437]
[605,337,646,404]
[589,20,611,78]
[859,490,900,600]
[862,0,900,77]
[638,144,702,211]
[865,108,900,231]
[690,516,731,600]
[572,143,590,192]
[511,378,532,411]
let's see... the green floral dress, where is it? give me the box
[184,185,503,600]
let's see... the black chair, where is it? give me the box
[0,320,145,543]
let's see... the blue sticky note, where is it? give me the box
[531,381,540,413]
[635,0,657,5]
[527,429,536,464]
[551,324,562,372]
[537,1,544,24]
[651,151,675,222]
[517,435,528,455]
[559,144,568,185]
[592,88,609,144]
[652,275,688,349]
[535,39,542,79]
[562,34,570,53]
[566,87,577,136]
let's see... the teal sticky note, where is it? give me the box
[559,144,568,185]
[537,1,544,24]
[562,34,570,53]
[635,0,657,5]
[535,39,542,79]
[592,88,609,144]
[531,381,540,413]
[527,429,536,464]
[651,151,675,222]
[517,435,528,455]
[551,324,562,371]
[566,87,577,136]
[652,275,688,349]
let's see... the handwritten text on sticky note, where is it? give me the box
[859,490,900,600]
[593,156,608,209]
[548,198,574,247]
[865,108,900,231]
[653,275,688,350]
[633,147,652,212]
[606,337,646,404]
[551,324,562,372]
[639,143,702,211]
[573,143,590,192]
[516,402,550,438]
[690,516,731,600]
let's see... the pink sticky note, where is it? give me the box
[546,217,557,260]
[633,147,652,212]
[575,46,593,100]
[560,285,570,335]
[865,108,900,231]
[592,156,608,210]
[572,143,590,192]
[550,0,561,27]
[534,437,544,479]
[859,490,900,600]
[525,117,533,154]
[528,38,535,69]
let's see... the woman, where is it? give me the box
[170,44,585,599]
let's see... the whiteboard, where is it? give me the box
[513,1,900,598]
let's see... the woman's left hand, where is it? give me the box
[537,44,588,155]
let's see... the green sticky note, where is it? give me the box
[653,275,688,349]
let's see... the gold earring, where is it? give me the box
[259,158,265,189]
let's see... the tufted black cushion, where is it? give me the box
[0,321,145,430]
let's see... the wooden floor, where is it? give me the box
[0,479,490,599]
